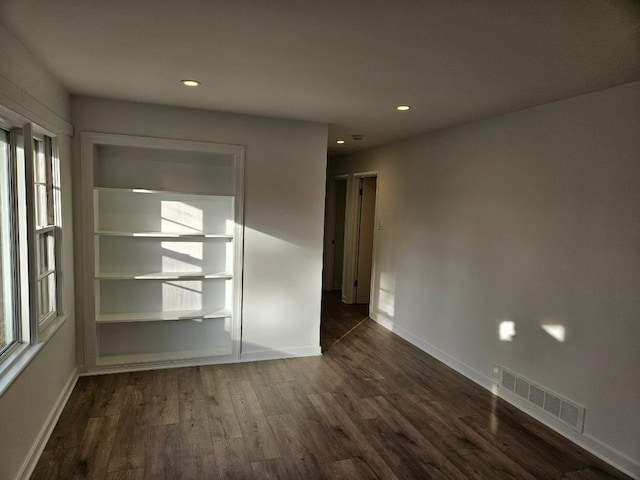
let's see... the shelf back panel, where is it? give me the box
[95,144,235,195]
[98,317,232,357]
[95,190,234,234]
[97,278,231,315]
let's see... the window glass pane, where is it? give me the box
[35,184,48,228]
[33,139,46,184]
[1,129,15,351]
[52,142,62,227]
[33,139,51,228]
[38,273,56,322]
[38,230,56,275]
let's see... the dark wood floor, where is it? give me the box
[320,290,369,352]
[32,293,631,479]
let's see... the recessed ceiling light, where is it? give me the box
[336,140,345,144]
[181,79,201,87]
[396,105,411,111]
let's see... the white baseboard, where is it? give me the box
[17,367,79,480]
[240,346,321,362]
[369,311,640,480]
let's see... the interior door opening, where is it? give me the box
[321,173,377,351]
[332,178,347,291]
[354,176,377,304]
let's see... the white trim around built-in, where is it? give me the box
[79,132,245,372]
[368,310,640,480]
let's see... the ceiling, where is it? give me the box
[1,1,639,155]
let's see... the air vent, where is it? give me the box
[498,366,585,432]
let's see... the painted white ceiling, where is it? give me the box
[1,1,639,154]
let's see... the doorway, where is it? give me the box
[332,178,347,291]
[322,172,378,306]
[354,176,377,304]
[321,172,378,350]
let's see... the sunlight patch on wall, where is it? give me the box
[377,271,396,318]
[162,241,203,272]
[162,280,202,311]
[542,324,566,342]
[499,319,516,341]
[161,201,202,233]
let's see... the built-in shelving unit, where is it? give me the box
[81,133,244,372]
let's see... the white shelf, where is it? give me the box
[96,271,232,280]
[95,230,233,239]
[96,345,233,367]
[96,309,232,324]
[94,186,232,197]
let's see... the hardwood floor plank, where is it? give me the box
[106,469,145,480]
[143,424,182,480]
[360,396,466,480]
[320,458,365,479]
[90,373,129,418]
[462,413,579,478]
[222,362,251,384]
[251,458,289,479]
[108,385,147,472]
[296,355,347,393]
[74,414,120,480]
[329,383,378,420]
[520,421,629,479]
[140,374,179,426]
[201,366,242,441]
[180,397,218,479]
[320,290,368,352]
[45,376,98,450]
[266,413,323,479]
[308,392,397,480]
[178,366,206,402]
[251,383,289,417]
[30,447,78,480]
[384,394,479,457]
[560,469,629,480]
[227,379,280,462]
[276,380,347,464]
[451,453,528,480]
[213,438,255,479]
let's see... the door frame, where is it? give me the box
[342,170,379,305]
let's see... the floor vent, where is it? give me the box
[498,366,585,432]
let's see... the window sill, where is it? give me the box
[0,313,69,397]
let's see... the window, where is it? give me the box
[32,134,62,331]
[0,128,18,354]
[0,117,64,370]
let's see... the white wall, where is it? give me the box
[71,96,328,361]
[0,24,77,480]
[328,81,640,476]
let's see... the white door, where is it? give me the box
[355,177,376,304]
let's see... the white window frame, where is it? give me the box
[0,126,21,359]
[24,125,63,338]
[0,108,67,392]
